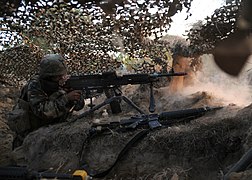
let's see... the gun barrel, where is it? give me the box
[151,72,187,78]
[159,106,223,121]
[65,71,188,90]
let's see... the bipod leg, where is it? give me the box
[71,96,145,122]
[73,96,119,121]
[149,82,155,113]
[121,96,145,114]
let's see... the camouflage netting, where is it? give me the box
[1,0,193,44]
[1,0,251,84]
[186,0,252,54]
[0,0,195,85]
[0,45,43,85]
[2,1,252,179]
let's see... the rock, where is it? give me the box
[0,120,16,166]
[229,170,252,180]
[6,98,13,104]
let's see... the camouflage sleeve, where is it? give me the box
[27,79,70,120]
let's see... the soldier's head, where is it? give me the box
[39,54,69,85]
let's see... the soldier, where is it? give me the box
[8,54,84,148]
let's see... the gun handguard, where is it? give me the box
[150,72,187,78]
[159,106,223,120]
[65,71,188,90]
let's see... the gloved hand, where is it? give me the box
[73,95,85,111]
[66,90,82,101]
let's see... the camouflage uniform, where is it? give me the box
[8,54,84,147]
[24,75,72,130]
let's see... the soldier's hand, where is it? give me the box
[66,90,82,101]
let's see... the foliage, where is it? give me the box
[186,0,243,54]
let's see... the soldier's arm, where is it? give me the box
[27,80,70,120]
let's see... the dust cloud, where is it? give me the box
[182,54,252,107]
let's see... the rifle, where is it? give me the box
[0,166,89,180]
[91,106,223,132]
[65,71,187,115]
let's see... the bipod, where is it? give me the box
[71,95,146,123]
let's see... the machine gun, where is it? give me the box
[65,71,187,115]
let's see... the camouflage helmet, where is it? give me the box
[39,54,67,77]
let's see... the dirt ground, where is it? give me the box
[1,79,252,180]
[0,83,18,166]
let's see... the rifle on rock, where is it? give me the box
[90,106,223,134]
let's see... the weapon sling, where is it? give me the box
[79,129,149,178]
